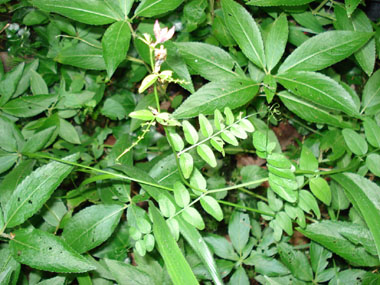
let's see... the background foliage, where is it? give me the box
[0,0,379,284]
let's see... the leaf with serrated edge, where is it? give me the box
[278,31,372,73]
[276,71,359,117]
[62,204,124,253]
[173,78,259,119]
[10,229,95,273]
[4,153,79,228]
[222,0,266,69]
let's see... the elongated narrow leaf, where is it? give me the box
[265,14,288,72]
[332,173,380,260]
[55,43,106,70]
[102,21,131,78]
[10,229,95,273]
[297,221,380,266]
[134,0,184,17]
[149,202,199,285]
[173,78,259,119]
[278,91,353,128]
[276,71,359,117]
[2,94,57,118]
[278,31,372,73]
[361,69,380,115]
[177,218,223,285]
[222,0,265,69]
[0,63,25,106]
[31,0,121,25]
[118,165,221,284]
[62,204,124,253]
[247,0,314,6]
[176,42,241,82]
[363,118,380,148]
[4,153,79,228]
[278,243,313,281]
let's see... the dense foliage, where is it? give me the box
[0,0,379,284]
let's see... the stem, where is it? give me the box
[208,178,268,193]
[55,35,102,49]
[23,152,174,192]
[217,200,275,217]
[312,0,329,15]
[238,187,268,201]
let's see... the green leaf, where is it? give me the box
[345,0,361,17]
[31,0,121,25]
[367,154,380,177]
[55,43,106,70]
[310,242,332,275]
[228,211,250,253]
[276,71,359,117]
[350,9,376,76]
[265,14,288,72]
[30,70,48,95]
[176,42,241,82]
[179,153,193,179]
[246,0,314,6]
[182,120,199,145]
[220,130,238,146]
[173,182,190,208]
[200,196,223,221]
[14,59,39,97]
[363,118,380,148]
[300,145,318,172]
[275,212,293,236]
[10,229,95,273]
[0,159,35,209]
[4,153,79,228]
[102,21,131,78]
[299,190,321,219]
[222,0,265,69]
[104,258,154,285]
[291,11,324,33]
[309,177,331,206]
[197,144,217,168]
[0,247,20,285]
[158,194,176,218]
[59,119,81,144]
[2,94,57,118]
[173,78,259,119]
[332,173,380,260]
[229,267,249,285]
[204,234,239,260]
[149,202,199,285]
[278,243,313,281]
[342,128,368,155]
[297,220,380,267]
[278,91,353,128]
[0,63,24,106]
[244,253,290,277]
[62,204,124,254]
[0,152,18,175]
[199,114,213,137]
[361,69,380,115]
[182,207,205,230]
[139,74,159,93]
[168,129,184,152]
[134,0,184,17]
[129,109,154,121]
[118,0,134,18]
[330,180,350,211]
[278,31,372,73]
[22,126,56,153]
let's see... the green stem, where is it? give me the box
[23,152,174,192]
[238,187,268,202]
[217,200,275,217]
[312,0,329,15]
